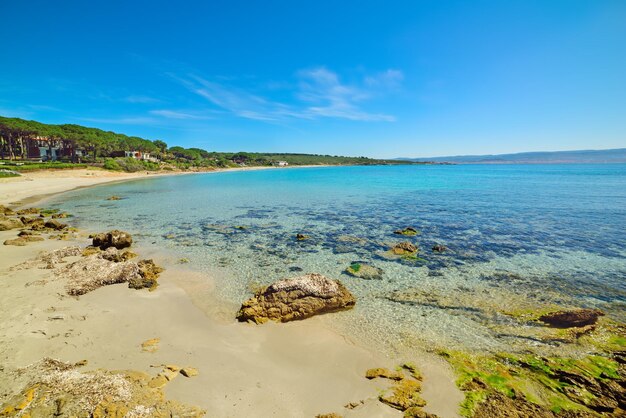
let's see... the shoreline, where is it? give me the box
[0,168,463,417]
[0,164,339,207]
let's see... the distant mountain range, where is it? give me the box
[399,148,626,164]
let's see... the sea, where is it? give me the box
[47,164,626,355]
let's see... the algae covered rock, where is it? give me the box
[92,229,133,250]
[296,233,310,240]
[539,308,604,328]
[345,262,383,280]
[236,273,356,323]
[128,259,164,290]
[365,367,404,380]
[394,227,419,236]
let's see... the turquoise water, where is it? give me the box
[48,165,626,354]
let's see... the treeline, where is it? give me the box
[0,116,411,170]
[0,116,162,160]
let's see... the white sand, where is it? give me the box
[0,170,463,417]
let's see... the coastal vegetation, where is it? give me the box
[0,116,416,172]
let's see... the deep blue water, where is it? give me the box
[48,164,626,352]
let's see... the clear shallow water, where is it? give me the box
[48,165,626,354]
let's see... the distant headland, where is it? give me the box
[398,148,626,164]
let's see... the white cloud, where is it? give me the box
[174,67,401,123]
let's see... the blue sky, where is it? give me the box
[1,1,625,158]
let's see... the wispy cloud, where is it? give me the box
[149,109,216,120]
[124,95,161,104]
[173,67,401,123]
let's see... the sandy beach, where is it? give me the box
[0,169,462,417]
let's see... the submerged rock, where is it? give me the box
[539,308,604,328]
[236,273,356,323]
[392,242,418,255]
[296,233,309,240]
[92,229,133,250]
[394,227,419,236]
[432,244,447,253]
[345,262,383,280]
[106,195,123,200]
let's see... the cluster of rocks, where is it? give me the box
[236,273,356,323]
[1,205,73,246]
[14,228,164,296]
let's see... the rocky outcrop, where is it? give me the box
[236,273,356,323]
[432,244,447,253]
[539,309,604,328]
[0,358,204,417]
[392,242,418,255]
[296,233,309,240]
[345,263,383,280]
[92,230,133,250]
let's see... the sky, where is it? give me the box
[1,0,625,158]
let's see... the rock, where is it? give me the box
[180,368,198,378]
[392,242,418,255]
[296,233,309,240]
[4,236,45,246]
[236,273,356,323]
[92,229,133,250]
[345,263,383,280]
[141,338,160,353]
[16,207,40,215]
[394,227,419,236]
[44,219,67,230]
[82,246,101,257]
[100,247,138,263]
[432,244,447,253]
[0,205,15,215]
[21,216,45,230]
[106,195,123,200]
[539,309,604,328]
[0,217,23,230]
[51,212,69,219]
[61,254,144,295]
[128,259,164,290]
[379,379,425,411]
[403,408,438,418]
[365,368,404,380]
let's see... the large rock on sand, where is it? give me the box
[0,217,23,231]
[236,273,356,324]
[92,230,133,249]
